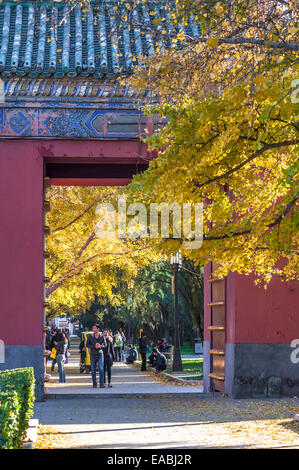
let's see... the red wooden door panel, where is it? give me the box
[208,262,226,392]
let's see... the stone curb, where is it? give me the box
[45,392,207,400]
[22,418,39,449]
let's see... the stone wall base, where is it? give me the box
[0,345,44,401]
[227,343,299,398]
[203,340,212,393]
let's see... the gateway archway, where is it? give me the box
[1,138,298,401]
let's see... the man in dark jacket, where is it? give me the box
[153,348,167,373]
[139,332,147,371]
[86,324,105,388]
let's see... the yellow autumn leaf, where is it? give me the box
[207,37,219,47]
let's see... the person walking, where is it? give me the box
[64,328,71,364]
[121,331,126,362]
[139,331,147,371]
[102,329,115,388]
[50,328,58,372]
[54,330,68,383]
[45,328,52,366]
[86,324,105,388]
[113,331,123,362]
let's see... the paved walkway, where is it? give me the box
[39,339,299,449]
[46,362,203,397]
[45,338,203,397]
[34,396,299,449]
[39,345,299,449]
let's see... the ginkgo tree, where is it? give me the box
[45,185,162,317]
[124,0,299,283]
[45,0,298,316]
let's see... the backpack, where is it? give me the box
[50,347,57,359]
[116,336,123,348]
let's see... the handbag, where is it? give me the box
[50,347,57,359]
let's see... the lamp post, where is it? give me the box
[170,251,183,372]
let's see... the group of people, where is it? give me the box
[46,326,71,383]
[85,325,115,388]
[80,328,168,387]
[113,330,126,362]
[138,332,168,374]
[81,327,142,387]
[47,323,169,387]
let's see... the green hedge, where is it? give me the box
[0,368,35,449]
[0,390,21,449]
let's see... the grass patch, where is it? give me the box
[180,342,196,355]
[166,358,203,375]
[181,375,203,381]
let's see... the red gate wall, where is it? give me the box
[204,263,299,398]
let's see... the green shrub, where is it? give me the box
[0,368,35,449]
[0,390,21,449]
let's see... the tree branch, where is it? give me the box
[193,36,299,52]
[196,140,299,190]
[53,202,98,233]
[204,196,298,241]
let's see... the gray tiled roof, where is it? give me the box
[0,1,200,78]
